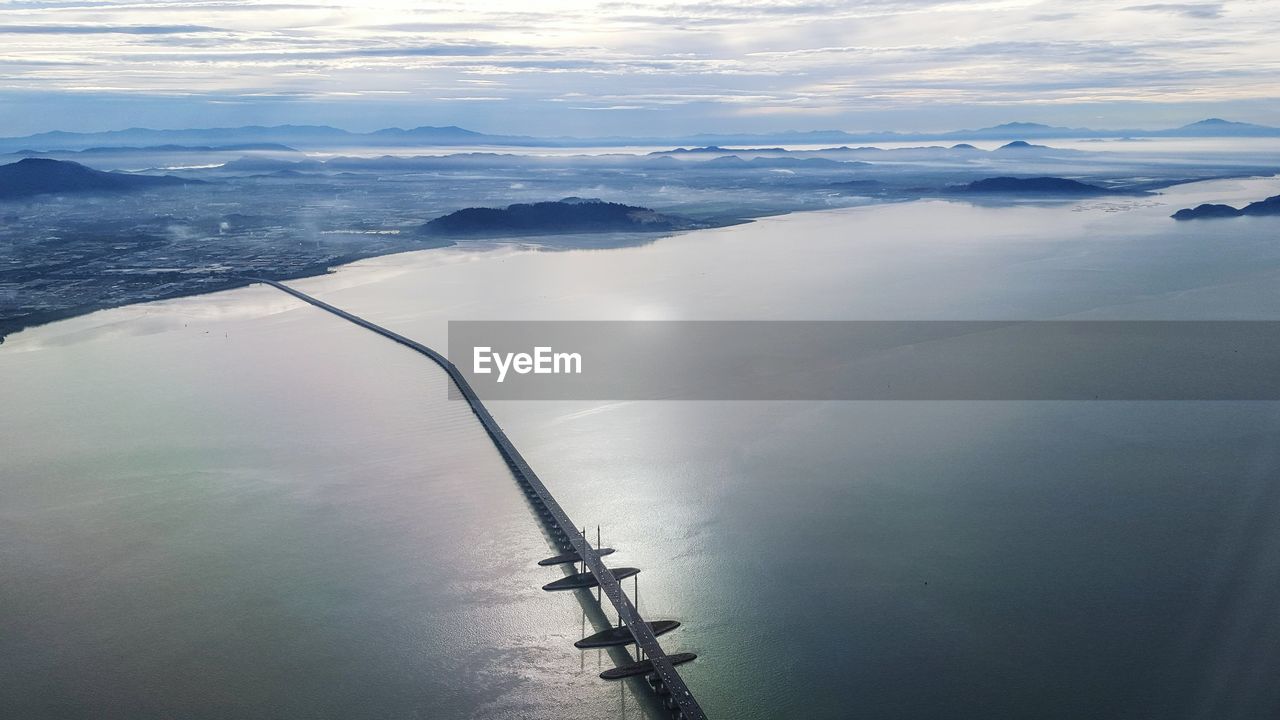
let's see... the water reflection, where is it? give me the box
[5,179,1280,718]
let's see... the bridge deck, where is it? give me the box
[539,547,615,566]
[601,652,699,680]
[543,567,640,591]
[256,279,707,720]
[578,620,681,649]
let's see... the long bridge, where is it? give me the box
[253,279,707,719]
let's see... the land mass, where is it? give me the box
[1172,194,1280,219]
[1,135,1272,344]
[0,158,197,199]
[957,176,1138,196]
[421,198,711,237]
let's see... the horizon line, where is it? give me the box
[1,117,1274,143]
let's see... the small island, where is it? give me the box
[957,176,1136,196]
[421,197,707,237]
[1172,194,1280,219]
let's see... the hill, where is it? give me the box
[958,176,1128,195]
[994,141,1053,151]
[0,158,196,199]
[421,198,702,237]
[1172,194,1280,219]
[1167,119,1280,137]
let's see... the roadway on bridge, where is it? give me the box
[253,278,708,720]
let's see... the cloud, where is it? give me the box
[0,0,1272,135]
[117,43,543,63]
[0,1,323,8]
[0,24,221,34]
[1123,3,1224,19]
[341,44,539,59]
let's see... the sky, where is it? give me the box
[0,0,1278,137]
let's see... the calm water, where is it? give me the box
[4,177,1280,719]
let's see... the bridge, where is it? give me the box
[254,279,708,719]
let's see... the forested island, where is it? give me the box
[1172,194,1280,219]
[957,176,1139,196]
[421,198,711,237]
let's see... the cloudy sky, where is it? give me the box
[1,0,1277,136]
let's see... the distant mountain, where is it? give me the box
[421,198,703,237]
[955,122,1097,138]
[4,143,297,159]
[0,158,197,199]
[949,119,1280,139]
[988,122,1054,131]
[2,117,1277,152]
[995,140,1052,151]
[958,176,1131,195]
[368,125,488,142]
[639,119,1280,145]
[0,125,544,152]
[79,143,298,154]
[1172,194,1280,219]
[1168,118,1280,137]
[3,125,351,152]
[651,146,789,154]
[698,155,863,169]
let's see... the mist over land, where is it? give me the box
[4,120,1280,342]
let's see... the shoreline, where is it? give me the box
[4,172,1274,347]
[0,251,398,345]
[0,219,765,346]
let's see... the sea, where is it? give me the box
[4,175,1280,719]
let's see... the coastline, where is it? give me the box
[4,172,1276,347]
[0,246,453,346]
[9,167,1280,718]
[0,219,761,346]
